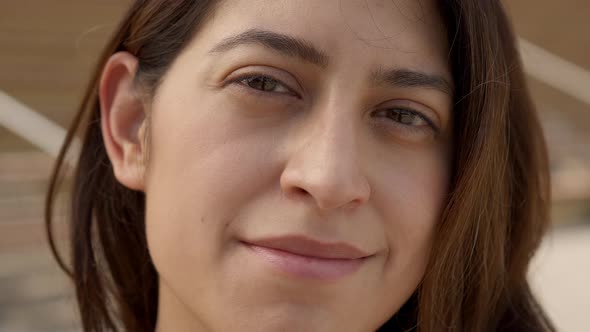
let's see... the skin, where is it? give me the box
[100,0,453,331]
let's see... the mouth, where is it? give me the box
[242,235,371,259]
[240,235,373,281]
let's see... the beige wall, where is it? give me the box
[1,0,589,209]
[0,2,588,331]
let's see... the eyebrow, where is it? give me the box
[371,67,454,96]
[209,28,454,96]
[209,28,329,68]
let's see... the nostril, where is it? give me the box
[293,187,309,197]
[282,186,311,203]
[281,187,311,205]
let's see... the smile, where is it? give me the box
[240,239,370,281]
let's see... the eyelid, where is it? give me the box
[380,100,441,129]
[232,74,299,97]
[388,107,439,134]
[223,66,303,96]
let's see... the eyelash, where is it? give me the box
[232,74,299,97]
[373,108,440,136]
[232,73,439,135]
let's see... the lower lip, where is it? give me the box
[243,242,366,281]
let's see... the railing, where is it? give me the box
[0,39,588,159]
[0,38,589,204]
[518,38,590,106]
[0,38,588,332]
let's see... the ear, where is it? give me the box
[99,51,148,192]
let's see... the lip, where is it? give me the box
[243,235,371,259]
[240,235,372,280]
[244,235,369,259]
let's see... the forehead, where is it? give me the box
[208,0,450,76]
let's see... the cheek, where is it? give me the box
[376,148,449,294]
[142,91,283,285]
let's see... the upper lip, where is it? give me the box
[242,235,371,260]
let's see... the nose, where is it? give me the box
[279,109,371,211]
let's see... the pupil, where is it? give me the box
[248,77,276,91]
[397,110,414,125]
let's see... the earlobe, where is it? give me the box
[99,51,148,192]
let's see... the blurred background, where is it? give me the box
[0,1,588,331]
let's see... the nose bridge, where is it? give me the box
[280,98,371,211]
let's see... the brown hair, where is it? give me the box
[45,0,555,331]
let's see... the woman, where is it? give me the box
[45,0,555,331]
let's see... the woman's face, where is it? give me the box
[141,0,452,330]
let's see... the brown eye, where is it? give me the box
[372,107,441,139]
[240,75,291,94]
[383,108,428,126]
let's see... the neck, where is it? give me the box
[155,281,210,332]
